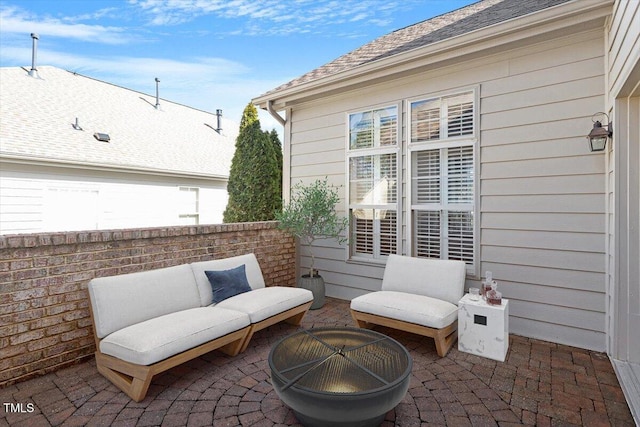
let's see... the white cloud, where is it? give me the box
[350,13,370,23]
[61,7,122,23]
[128,0,415,35]
[0,5,132,44]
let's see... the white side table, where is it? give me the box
[457,294,509,362]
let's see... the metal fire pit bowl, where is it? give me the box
[269,327,412,427]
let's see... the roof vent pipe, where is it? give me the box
[154,77,160,109]
[29,33,39,78]
[216,109,222,133]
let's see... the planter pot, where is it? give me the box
[299,274,325,310]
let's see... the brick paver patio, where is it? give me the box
[0,298,635,426]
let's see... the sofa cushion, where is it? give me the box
[350,290,458,330]
[381,255,466,306]
[206,265,252,303]
[89,264,201,339]
[99,307,250,366]
[191,254,266,306]
[215,287,313,323]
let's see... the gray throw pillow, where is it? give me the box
[205,264,252,304]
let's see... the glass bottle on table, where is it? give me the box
[481,271,493,298]
[486,282,502,306]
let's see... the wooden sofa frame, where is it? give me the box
[90,302,311,402]
[350,309,458,357]
[238,301,313,352]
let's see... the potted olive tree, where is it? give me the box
[276,178,348,309]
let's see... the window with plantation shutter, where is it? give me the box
[446,93,474,137]
[409,90,476,272]
[350,107,397,149]
[348,106,399,260]
[411,92,474,142]
[411,147,475,267]
[411,98,440,142]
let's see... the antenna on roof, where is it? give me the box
[216,109,223,134]
[29,33,40,79]
[154,77,161,110]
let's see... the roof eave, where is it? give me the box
[0,154,229,181]
[253,0,613,110]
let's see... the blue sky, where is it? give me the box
[0,0,477,131]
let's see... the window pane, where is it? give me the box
[350,154,396,205]
[380,210,397,256]
[377,108,397,146]
[351,209,397,258]
[411,98,440,142]
[349,107,397,149]
[414,210,441,259]
[350,112,374,149]
[445,93,474,137]
[447,146,474,203]
[379,153,397,204]
[411,91,474,142]
[350,156,373,204]
[352,212,374,255]
[413,150,440,204]
[448,211,474,263]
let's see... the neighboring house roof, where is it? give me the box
[256,0,577,102]
[0,66,237,179]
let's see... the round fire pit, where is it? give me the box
[269,327,412,427]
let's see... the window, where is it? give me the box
[411,92,474,142]
[178,187,199,225]
[347,106,399,260]
[409,91,476,272]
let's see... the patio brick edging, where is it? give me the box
[0,221,296,387]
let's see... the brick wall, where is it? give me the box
[0,221,296,387]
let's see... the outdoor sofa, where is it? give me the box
[350,254,466,357]
[88,253,313,402]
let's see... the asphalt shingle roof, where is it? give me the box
[0,66,237,178]
[261,0,573,97]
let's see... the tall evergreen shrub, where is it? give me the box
[223,103,281,222]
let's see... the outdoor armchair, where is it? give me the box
[350,254,466,357]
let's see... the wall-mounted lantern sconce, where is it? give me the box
[587,112,612,152]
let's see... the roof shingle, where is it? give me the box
[260,0,572,97]
[0,66,237,178]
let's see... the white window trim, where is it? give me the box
[405,87,480,277]
[178,186,200,225]
[345,103,402,265]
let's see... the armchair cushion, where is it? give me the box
[351,291,458,329]
[381,254,466,306]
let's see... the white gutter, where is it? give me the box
[267,100,286,126]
